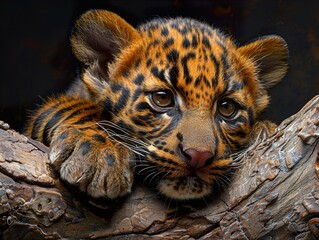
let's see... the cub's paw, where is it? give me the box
[49,127,135,199]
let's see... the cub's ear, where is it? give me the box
[71,10,140,65]
[71,10,140,95]
[238,35,288,89]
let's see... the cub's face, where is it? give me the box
[72,11,288,200]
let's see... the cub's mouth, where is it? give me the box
[138,147,234,200]
[156,159,234,200]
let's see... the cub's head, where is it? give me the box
[71,10,288,200]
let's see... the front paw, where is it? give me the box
[49,127,135,199]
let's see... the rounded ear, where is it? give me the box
[71,10,140,65]
[70,10,140,95]
[238,35,289,89]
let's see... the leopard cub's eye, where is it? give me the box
[151,90,174,109]
[218,98,238,118]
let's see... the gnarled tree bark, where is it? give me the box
[0,96,318,240]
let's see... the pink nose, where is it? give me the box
[184,149,213,169]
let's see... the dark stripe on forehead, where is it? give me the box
[166,49,179,63]
[194,74,211,88]
[181,52,196,85]
[221,53,230,71]
[203,76,211,88]
[202,35,211,49]
[217,43,231,78]
[210,53,220,88]
[168,65,179,89]
[151,66,166,82]
[192,34,198,47]
[219,53,232,86]
[194,75,202,87]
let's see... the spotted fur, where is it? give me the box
[25,10,288,200]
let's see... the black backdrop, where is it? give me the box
[1,0,318,131]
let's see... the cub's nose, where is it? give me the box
[183,148,214,169]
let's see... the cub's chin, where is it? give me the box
[157,176,212,200]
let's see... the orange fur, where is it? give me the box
[26,10,288,200]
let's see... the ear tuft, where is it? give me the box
[71,10,140,65]
[239,35,289,89]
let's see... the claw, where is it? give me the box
[49,151,58,163]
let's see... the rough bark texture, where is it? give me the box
[0,96,318,240]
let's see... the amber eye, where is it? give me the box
[218,98,238,118]
[151,90,174,109]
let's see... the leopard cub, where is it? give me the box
[25,10,288,200]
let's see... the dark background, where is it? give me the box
[1,0,318,132]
